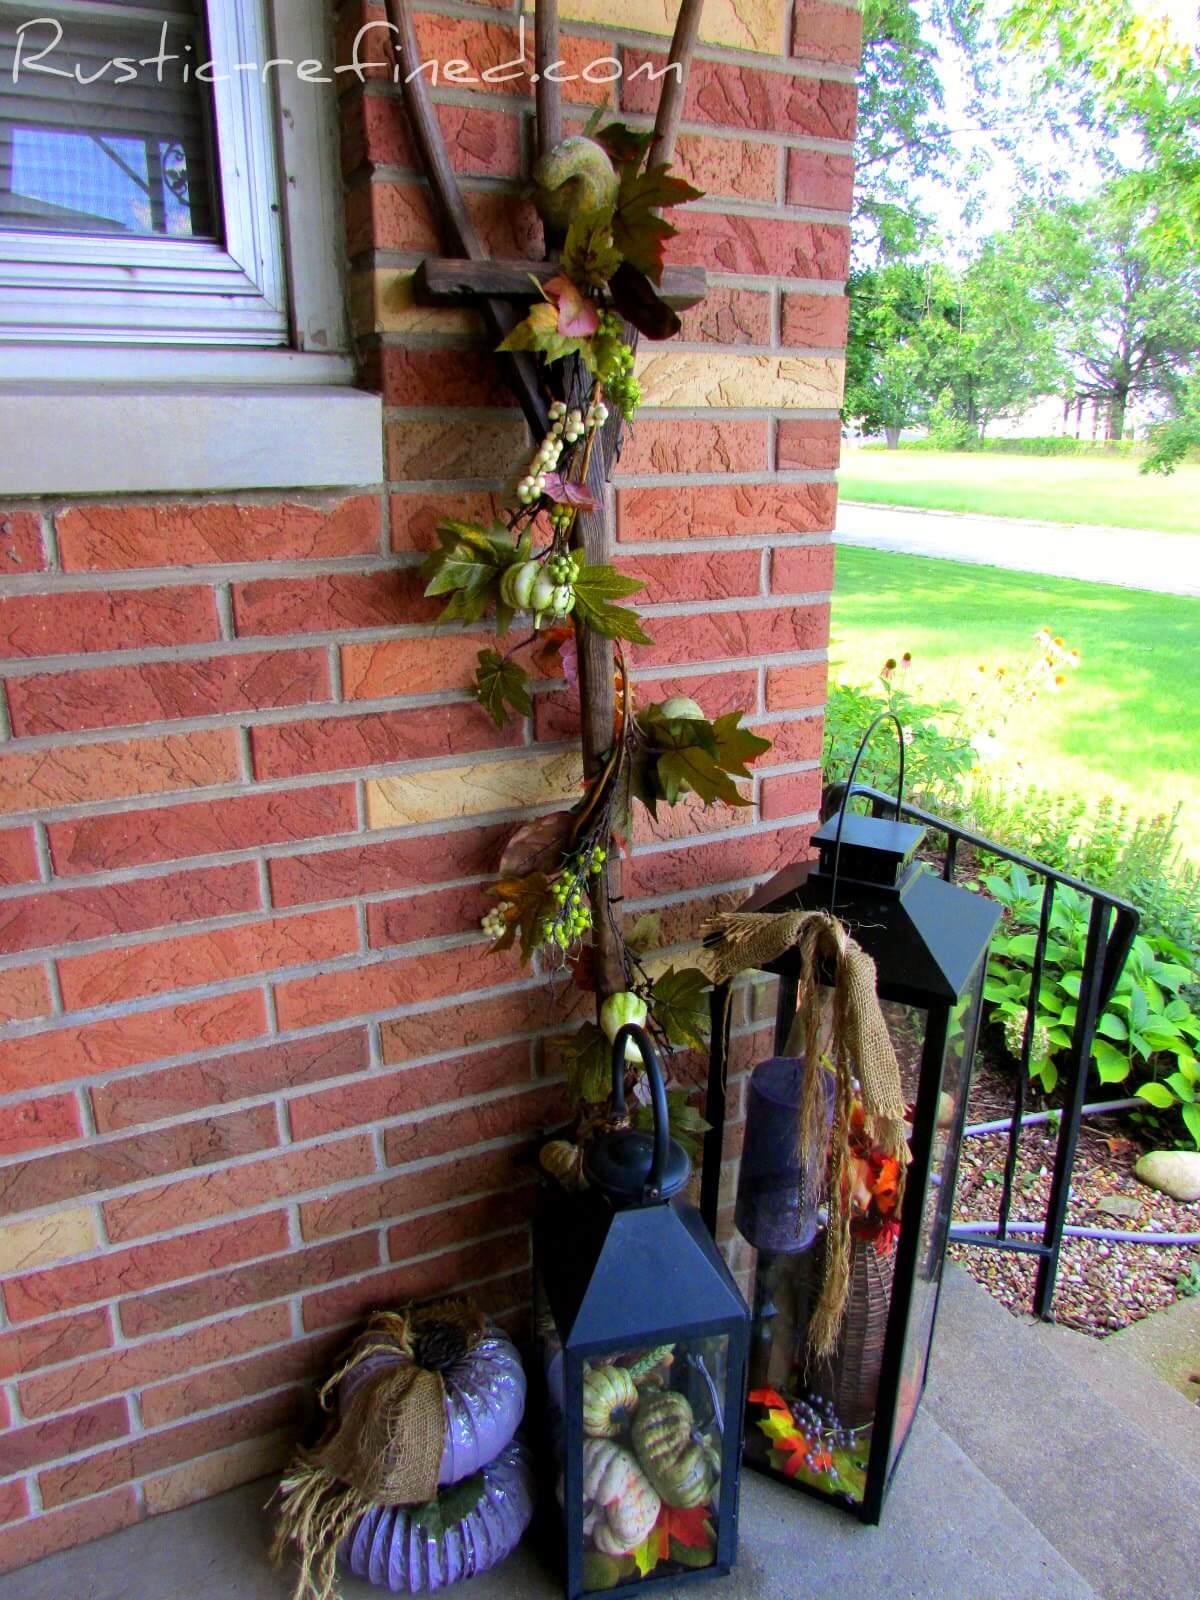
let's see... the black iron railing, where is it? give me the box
[823,781,1139,1321]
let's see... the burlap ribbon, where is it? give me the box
[705,909,909,1357]
[271,1299,485,1600]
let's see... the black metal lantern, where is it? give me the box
[701,717,1000,1524]
[535,1025,750,1599]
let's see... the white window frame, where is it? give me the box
[0,0,290,346]
[0,0,382,494]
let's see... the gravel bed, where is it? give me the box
[950,1073,1200,1336]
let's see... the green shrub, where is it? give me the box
[983,864,1200,1149]
[964,784,1199,955]
[823,676,977,810]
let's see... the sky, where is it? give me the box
[901,1,1166,265]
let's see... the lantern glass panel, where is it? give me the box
[742,993,929,1509]
[887,960,985,1472]
[571,1334,730,1592]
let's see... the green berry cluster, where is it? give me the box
[549,503,574,533]
[548,550,581,583]
[539,874,593,950]
[594,311,640,422]
[587,844,606,876]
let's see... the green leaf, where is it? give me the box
[574,563,645,601]
[473,650,532,728]
[489,872,554,964]
[1164,1072,1195,1103]
[658,745,751,808]
[1181,1102,1200,1150]
[593,121,655,169]
[571,564,651,644]
[651,965,710,1050]
[562,208,622,289]
[497,299,594,367]
[711,711,772,776]
[420,519,516,625]
[1135,1081,1177,1109]
[1096,1011,1128,1041]
[633,1088,711,1158]
[626,912,662,954]
[556,1022,612,1106]
[1093,1039,1131,1084]
[613,164,703,283]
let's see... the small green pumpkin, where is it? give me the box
[631,1391,713,1509]
[583,1364,639,1439]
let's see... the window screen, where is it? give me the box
[0,2,219,239]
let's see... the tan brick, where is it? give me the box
[0,1210,98,1275]
[637,352,844,409]
[366,750,583,828]
[143,1429,296,1516]
[554,0,787,54]
[354,269,482,337]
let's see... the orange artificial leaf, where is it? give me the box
[874,1156,901,1215]
[748,1388,788,1411]
[657,1502,714,1551]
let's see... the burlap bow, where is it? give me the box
[705,909,909,1356]
[271,1298,484,1600]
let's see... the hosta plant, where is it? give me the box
[983,864,1200,1148]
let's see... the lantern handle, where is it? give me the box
[610,1023,670,1200]
[828,709,906,909]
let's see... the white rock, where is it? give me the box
[1133,1149,1200,1203]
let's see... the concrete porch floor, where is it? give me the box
[3,1269,1197,1600]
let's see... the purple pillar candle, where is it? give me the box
[735,1057,834,1254]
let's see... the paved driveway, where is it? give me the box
[835,501,1200,598]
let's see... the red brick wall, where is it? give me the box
[0,0,858,1567]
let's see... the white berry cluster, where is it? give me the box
[481,905,509,940]
[586,401,609,431]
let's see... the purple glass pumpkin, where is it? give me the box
[341,1441,535,1594]
[339,1329,527,1487]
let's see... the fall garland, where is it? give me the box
[419,117,772,1119]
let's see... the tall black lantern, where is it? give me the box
[535,1026,750,1599]
[702,736,1000,1525]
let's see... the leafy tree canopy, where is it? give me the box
[1001,1,1200,258]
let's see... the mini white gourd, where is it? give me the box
[582,1439,661,1556]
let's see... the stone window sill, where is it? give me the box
[0,355,383,498]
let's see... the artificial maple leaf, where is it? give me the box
[544,274,599,337]
[629,1527,661,1578]
[541,472,597,510]
[657,1502,714,1552]
[748,1388,788,1412]
[758,1410,803,1446]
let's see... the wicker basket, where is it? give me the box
[761,1228,895,1433]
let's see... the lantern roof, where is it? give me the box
[535,1195,747,1352]
[742,854,1001,1007]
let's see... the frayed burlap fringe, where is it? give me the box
[704,909,908,1357]
[271,1300,484,1600]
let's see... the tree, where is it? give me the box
[990,191,1200,440]
[1143,371,1200,475]
[1002,1,1200,257]
[845,256,1064,442]
[946,238,1067,433]
[855,0,989,259]
[844,263,937,441]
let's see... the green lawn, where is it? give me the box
[839,448,1200,534]
[831,547,1200,834]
